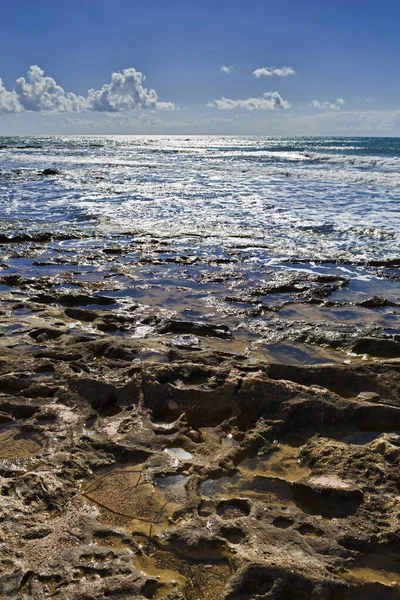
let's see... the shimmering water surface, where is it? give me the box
[0,135,399,263]
[1,135,399,364]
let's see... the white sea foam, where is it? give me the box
[0,135,399,263]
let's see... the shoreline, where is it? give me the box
[0,234,400,598]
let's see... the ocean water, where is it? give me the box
[0,135,399,263]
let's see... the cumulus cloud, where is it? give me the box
[253,66,296,78]
[0,65,175,113]
[15,65,87,112]
[208,91,291,111]
[0,78,20,113]
[86,67,158,112]
[220,65,233,74]
[312,98,345,111]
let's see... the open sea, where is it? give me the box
[0,135,399,264]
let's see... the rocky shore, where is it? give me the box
[0,234,400,599]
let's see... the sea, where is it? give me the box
[0,135,399,264]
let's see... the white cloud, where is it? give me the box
[220,65,233,74]
[253,66,296,78]
[15,65,87,112]
[0,78,20,113]
[155,101,177,111]
[0,65,175,113]
[86,67,158,112]
[312,98,345,111]
[208,91,291,111]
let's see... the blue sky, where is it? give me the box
[1,0,400,135]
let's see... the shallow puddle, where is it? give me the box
[0,424,46,459]
[173,377,212,391]
[136,349,169,363]
[164,447,193,460]
[239,444,310,482]
[12,307,34,317]
[135,544,233,600]
[261,341,346,365]
[343,553,400,587]
[84,463,232,598]
[0,324,26,335]
[201,445,310,511]
[201,441,360,519]
[217,498,250,519]
[82,465,187,531]
[291,481,362,519]
[346,567,400,587]
[226,433,241,447]
[341,431,382,445]
[201,472,295,507]
[84,416,100,430]
[153,474,189,499]
[279,303,399,330]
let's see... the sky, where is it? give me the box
[1,0,400,136]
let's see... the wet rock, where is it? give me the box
[0,250,399,598]
[357,391,381,403]
[0,350,398,599]
[102,247,123,255]
[41,168,60,176]
[266,361,400,402]
[96,319,119,332]
[352,337,400,358]
[292,476,363,519]
[0,231,80,244]
[159,319,232,339]
[222,564,280,599]
[22,526,53,540]
[64,307,98,321]
[217,499,250,519]
[29,326,67,340]
[358,296,398,308]
[354,403,400,431]
[0,274,27,286]
[0,375,31,394]
[170,334,205,350]
[252,272,348,301]
[32,292,116,307]
[68,377,117,410]
[168,347,224,364]
[35,350,83,361]
[103,344,138,361]
[0,411,14,424]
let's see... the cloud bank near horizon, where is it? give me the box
[0,65,176,113]
[208,91,291,110]
[312,97,345,111]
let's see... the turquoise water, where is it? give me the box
[0,135,399,263]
